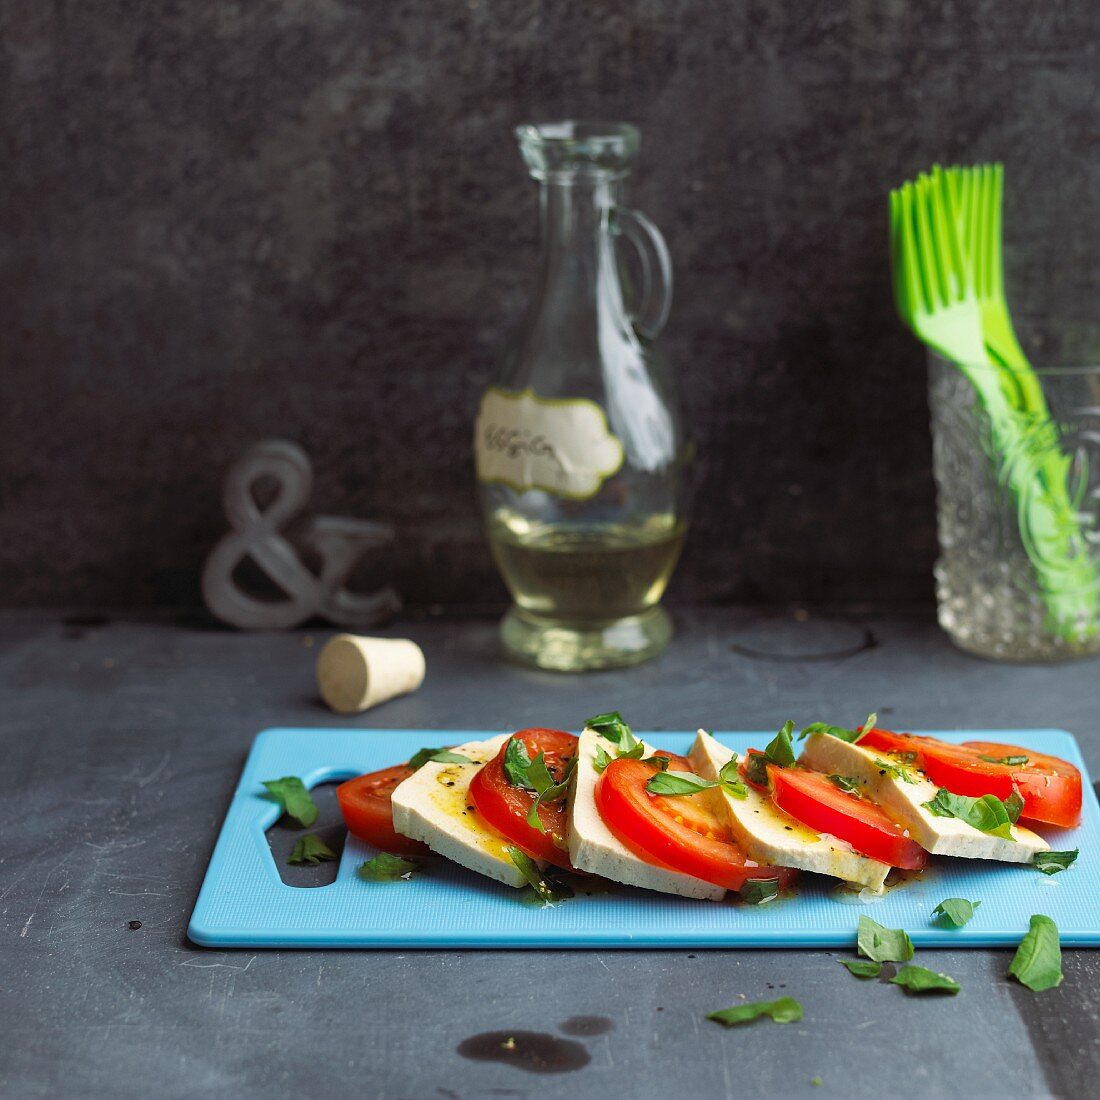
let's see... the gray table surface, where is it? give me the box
[2,607,1097,1100]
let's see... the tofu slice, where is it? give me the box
[391,734,528,888]
[567,727,725,901]
[690,731,890,893]
[798,733,1049,862]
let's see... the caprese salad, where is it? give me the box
[330,712,1081,900]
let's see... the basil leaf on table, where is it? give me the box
[890,965,960,995]
[261,776,319,828]
[358,852,420,882]
[707,996,802,1027]
[1008,914,1063,991]
[288,834,337,865]
[840,958,882,979]
[921,788,1017,840]
[1033,849,1078,875]
[407,746,473,770]
[739,878,780,906]
[932,898,981,927]
[857,915,914,962]
[506,846,573,904]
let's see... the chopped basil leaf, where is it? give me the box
[1004,789,1025,824]
[893,750,918,766]
[407,746,473,770]
[1033,849,1079,876]
[707,996,802,1027]
[921,788,1016,840]
[506,846,573,904]
[261,776,319,828]
[585,711,631,745]
[528,751,555,794]
[811,1078,823,1087]
[765,720,797,767]
[932,898,980,927]
[799,712,877,744]
[718,756,748,799]
[739,877,780,905]
[358,852,420,882]
[642,755,671,771]
[827,774,861,795]
[840,958,882,979]
[978,753,1029,766]
[646,769,718,796]
[922,795,955,819]
[744,752,769,788]
[592,746,612,774]
[502,737,535,789]
[616,740,646,760]
[1008,914,1063,991]
[873,758,916,784]
[890,964,960,995]
[857,915,914,962]
[288,834,337,865]
[525,757,577,833]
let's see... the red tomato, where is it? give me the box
[468,728,578,869]
[960,740,1081,828]
[594,756,798,891]
[859,729,1082,828]
[336,765,428,856]
[768,764,928,870]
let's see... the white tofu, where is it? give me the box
[797,733,1049,862]
[567,727,726,900]
[690,731,890,893]
[390,734,528,888]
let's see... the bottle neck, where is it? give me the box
[538,175,621,274]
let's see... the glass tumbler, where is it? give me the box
[929,344,1100,661]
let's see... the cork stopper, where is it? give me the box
[316,634,426,714]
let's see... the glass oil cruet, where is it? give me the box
[474,121,689,670]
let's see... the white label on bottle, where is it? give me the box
[475,387,624,500]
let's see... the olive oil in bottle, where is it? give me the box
[487,512,686,623]
[475,121,688,670]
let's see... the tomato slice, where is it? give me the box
[468,728,578,869]
[594,756,797,891]
[961,740,1081,828]
[860,729,1082,828]
[768,764,927,870]
[337,765,428,856]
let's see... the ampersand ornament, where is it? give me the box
[201,439,400,631]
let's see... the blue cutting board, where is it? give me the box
[188,728,1098,949]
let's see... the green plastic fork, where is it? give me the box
[951,164,1050,421]
[891,169,1098,641]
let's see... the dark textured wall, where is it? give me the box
[3,1,1099,611]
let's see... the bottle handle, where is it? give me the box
[612,206,673,340]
